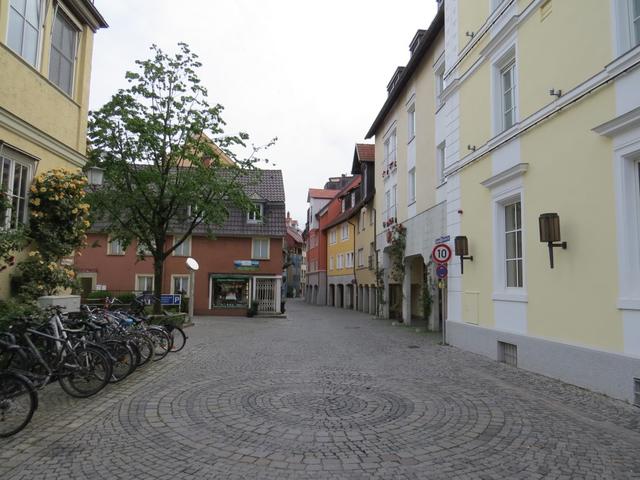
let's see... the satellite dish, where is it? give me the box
[186,257,200,271]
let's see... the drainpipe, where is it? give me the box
[373,206,380,317]
[347,219,358,310]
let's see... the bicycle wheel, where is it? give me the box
[58,346,111,398]
[166,325,187,352]
[0,371,37,438]
[131,334,154,366]
[147,329,170,362]
[102,340,135,383]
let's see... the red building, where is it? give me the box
[75,170,286,316]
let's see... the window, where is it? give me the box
[337,254,344,269]
[172,275,190,295]
[7,0,43,67]
[369,208,374,226]
[107,238,125,256]
[329,229,337,244]
[501,60,517,131]
[173,236,191,256]
[407,104,416,141]
[49,9,78,96]
[435,62,445,108]
[341,223,349,240]
[408,168,416,204]
[211,277,249,308]
[633,0,640,47]
[0,152,32,229]
[345,252,353,268]
[136,275,154,292]
[329,256,334,271]
[357,248,364,267]
[436,142,446,184]
[360,209,366,231]
[384,185,397,222]
[252,238,270,259]
[504,201,523,288]
[247,203,264,223]
[383,129,397,172]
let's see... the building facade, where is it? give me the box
[0,0,107,296]
[366,8,446,329]
[351,144,378,315]
[440,0,640,403]
[284,212,304,298]
[75,170,286,316]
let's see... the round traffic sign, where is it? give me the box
[436,264,448,279]
[432,243,452,264]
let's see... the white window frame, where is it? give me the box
[247,203,264,223]
[613,0,640,55]
[492,188,527,301]
[341,223,349,241]
[107,237,125,256]
[135,274,154,292]
[172,235,192,257]
[329,229,337,245]
[383,129,397,173]
[252,237,270,260]
[492,43,518,135]
[337,254,343,270]
[503,200,523,289]
[0,147,34,229]
[436,142,446,185]
[407,104,416,142]
[171,275,190,295]
[434,56,446,109]
[408,167,416,205]
[137,240,152,257]
[329,256,334,271]
[48,5,79,96]
[7,0,44,68]
[357,248,364,268]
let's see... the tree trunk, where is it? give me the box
[153,257,164,314]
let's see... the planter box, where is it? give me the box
[147,313,187,327]
[37,295,81,313]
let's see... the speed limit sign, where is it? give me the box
[432,243,452,264]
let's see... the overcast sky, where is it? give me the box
[90,0,438,227]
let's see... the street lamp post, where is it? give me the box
[185,257,199,321]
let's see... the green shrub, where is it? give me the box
[0,299,44,332]
[116,292,136,304]
[86,290,112,300]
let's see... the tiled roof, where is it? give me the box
[355,144,375,162]
[90,168,286,238]
[308,188,339,200]
[287,226,304,244]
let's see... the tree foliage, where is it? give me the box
[87,43,274,312]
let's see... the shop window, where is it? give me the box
[211,277,249,308]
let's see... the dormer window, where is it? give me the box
[247,203,264,223]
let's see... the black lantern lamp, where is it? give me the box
[454,236,473,274]
[539,213,567,269]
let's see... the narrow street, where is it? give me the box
[1,300,639,479]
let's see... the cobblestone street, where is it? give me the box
[1,300,639,479]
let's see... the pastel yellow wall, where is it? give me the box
[0,0,96,154]
[517,0,611,120]
[327,221,355,278]
[458,0,490,53]
[354,202,376,286]
[457,0,624,352]
[0,0,100,297]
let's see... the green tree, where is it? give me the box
[87,43,274,312]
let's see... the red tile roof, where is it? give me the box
[308,188,340,199]
[355,143,375,162]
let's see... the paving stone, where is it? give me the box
[1,300,639,479]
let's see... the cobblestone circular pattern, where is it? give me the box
[120,370,542,473]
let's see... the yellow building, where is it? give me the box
[325,179,359,309]
[351,144,378,314]
[366,7,446,327]
[441,0,640,403]
[0,0,106,296]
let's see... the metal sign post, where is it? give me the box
[186,257,200,321]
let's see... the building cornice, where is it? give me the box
[593,106,640,138]
[481,163,529,189]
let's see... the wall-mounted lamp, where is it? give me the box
[454,236,474,274]
[538,213,567,269]
[465,31,475,39]
[549,88,562,98]
[467,144,477,152]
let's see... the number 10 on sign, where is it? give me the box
[432,243,452,264]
